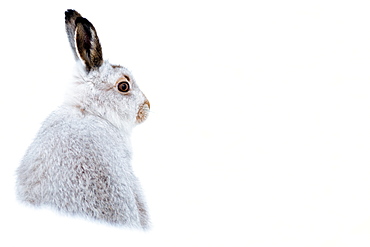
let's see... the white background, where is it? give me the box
[1,0,370,246]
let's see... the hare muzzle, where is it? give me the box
[136,99,150,124]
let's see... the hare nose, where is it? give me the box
[145,99,150,109]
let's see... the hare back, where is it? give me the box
[16,106,149,229]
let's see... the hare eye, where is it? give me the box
[117,81,130,93]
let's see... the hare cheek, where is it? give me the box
[136,100,150,124]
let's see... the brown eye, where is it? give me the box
[117,81,130,93]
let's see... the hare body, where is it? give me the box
[16,10,150,229]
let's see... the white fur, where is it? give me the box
[16,10,150,229]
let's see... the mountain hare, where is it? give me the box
[16,9,150,229]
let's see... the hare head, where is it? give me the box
[64,9,149,131]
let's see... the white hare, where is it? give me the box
[16,9,150,229]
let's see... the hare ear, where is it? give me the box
[65,9,82,61]
[74,17,103,71]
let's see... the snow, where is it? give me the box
[1,0,370,246]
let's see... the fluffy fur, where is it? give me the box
[16,10,150,229]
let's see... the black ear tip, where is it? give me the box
[65,9,81,21]
[65,9,75,17]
